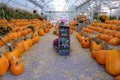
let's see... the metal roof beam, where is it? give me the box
[76,0,92,9]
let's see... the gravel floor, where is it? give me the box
[1,28,114,80]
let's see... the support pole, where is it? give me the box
[117,0,120,20]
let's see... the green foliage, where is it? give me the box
[109,16,116,20]
[0,3,39,19]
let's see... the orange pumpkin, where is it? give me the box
[44,28,49,33]
[89,41,96,50]
[115,75,120,80]
[70,29,73,34]
[38,29,45,36]
[81,38,90,48]
[10,61,24,76]
[96,50,107,65]
[10,58,21,66]
[106,50,120,76]
[91,44,103,59]
[14,40,25,53]
[115,32,120,39]
[24,39,33,50]
[5,50,19,62]
[0,40,4,47]
[0,54,9,76]
[79,36,85,43]
[32,36,39,44]
[109,38,120,46]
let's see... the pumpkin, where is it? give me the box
[89,41,96,51]
[44,28,49,33]
[0,40,4,47]
[38,29,44,36]
[79,36,85,43]
[10,61,24,76]
[70,29,73,34]
[24,39,33,50]
[10,57,21,66]
[6,33,15,40]
[81,38,90,48]
[14,40,25,53]
[5,50,19,61]
[0,54,9,76]
[106,50,120,76]
[91,44,103,59]
[96,50,107,65]
[115,32,120,39]
[109,38,120,46]
[32,31,39,38]
[115,75,120,80]
[32,36,39,44]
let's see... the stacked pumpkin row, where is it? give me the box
[105,20,120,25]
[82,23,120,46]
[0,31,39,76]
[76,33,120,80]
[0,24,52,76]
[0,19,53,48]
[0,28,32,47]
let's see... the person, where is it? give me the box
[53,38,59,52]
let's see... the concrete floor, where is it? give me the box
[1,28,114,80]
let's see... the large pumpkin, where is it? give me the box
[96,50,107,65]
[0,54,9,76]
[106,50,120,76]
[115,75,120,80]
[91,44,103,59]
[10,61,24,76]
[38,29,45,36]
[109,38,120,46]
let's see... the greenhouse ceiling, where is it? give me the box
[0,0,119,13]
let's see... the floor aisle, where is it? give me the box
[1,28,114,80]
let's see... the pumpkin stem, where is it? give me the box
[0,55,2,58]
[85,39,87,42]
[16,61,19,65]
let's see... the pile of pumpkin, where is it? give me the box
[0,19,53,76]
[0,31,39,76]
[82,21,120,46]
[76,32,120,80]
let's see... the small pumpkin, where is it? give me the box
[96,50,107,65]
[70,29,73,34]
[10,57,21,66]
[32,36,39,44]
[91,44,103,59]
[115,32,120,39]
[81,38,90,48]
[0,54,9,76]
[109,38,120,46]
[5,50,19,61]
[24,39,33,50]
[14,40,25,53]
[10,61,24,76]
[38,29,45,36]
[106,50,120,76]
[89,41,96,51]
[0,40,4,47]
